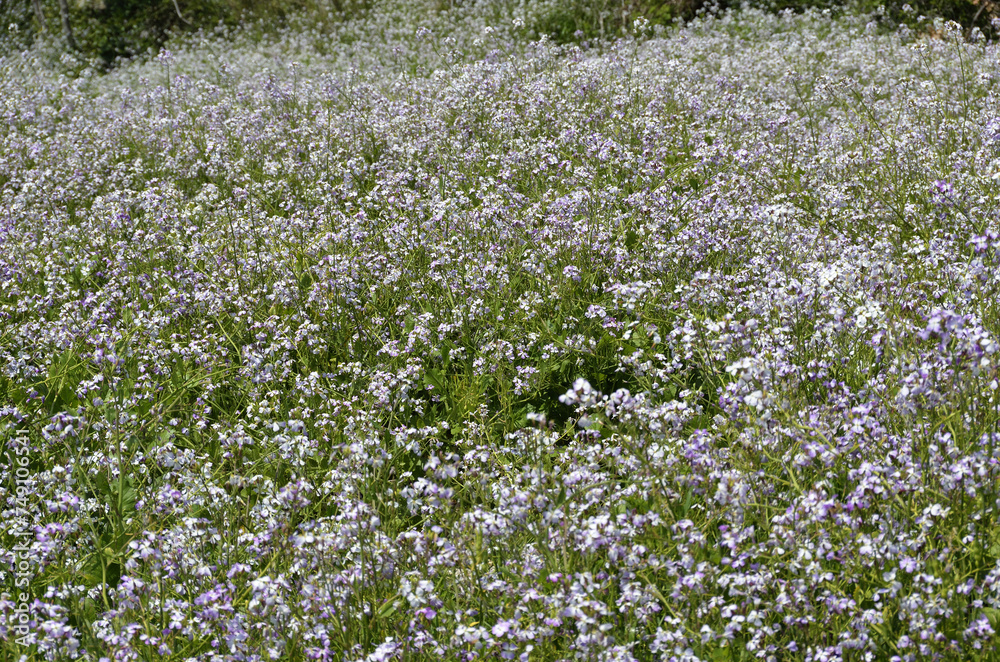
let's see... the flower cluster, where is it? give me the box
[2,2,1000,660]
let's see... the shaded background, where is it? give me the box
[1,0,999,67]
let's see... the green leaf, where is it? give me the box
[984,608,1000,628]
[424,367,445,392]
[79,553,104,589]
[625,229,640,250]
[375,598,398,619]
[119,480,137,514]
[93,472,112,501]
[711,646,732,662]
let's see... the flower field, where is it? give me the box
[2,2,1000,660]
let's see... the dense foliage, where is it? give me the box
[2,1,1000,660]
[1,0,999,64]
[0,0,360,63]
